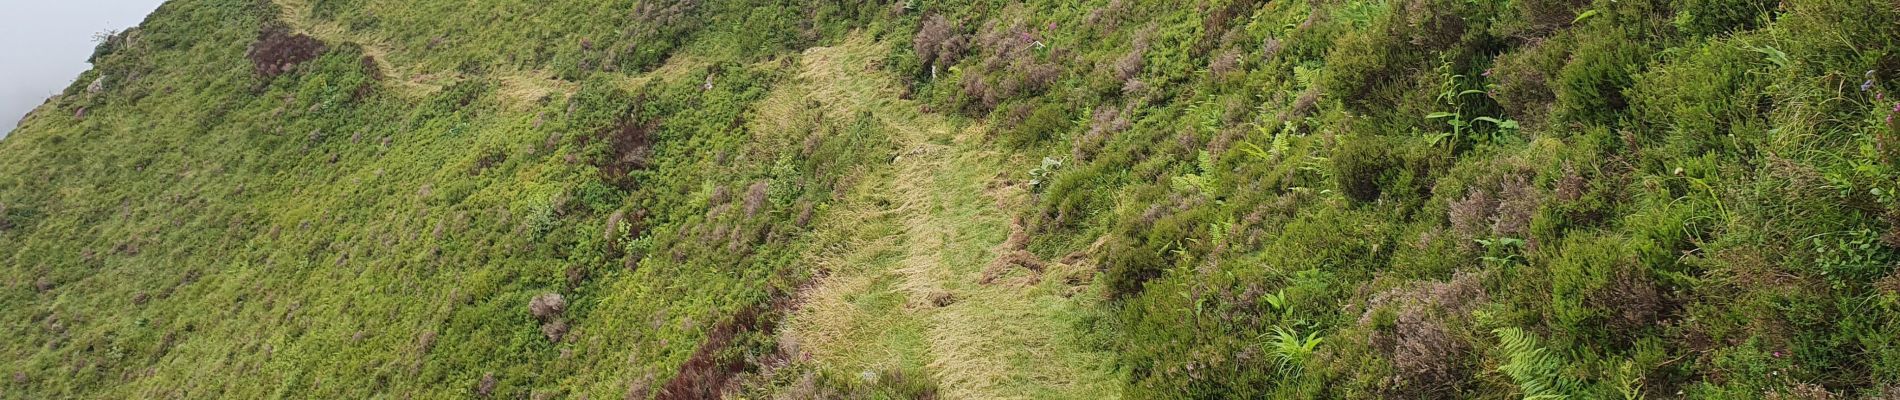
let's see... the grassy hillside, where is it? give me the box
[4,0,1900,398]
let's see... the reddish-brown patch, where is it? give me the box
[658,289,797,400]
[247,26,326,78]
[596,116,660,189]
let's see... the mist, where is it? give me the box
[1,0,167,138]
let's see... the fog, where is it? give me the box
[1,0,167,138]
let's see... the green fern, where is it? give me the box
[1494,328,1581,400]
[1170,151,1219,194]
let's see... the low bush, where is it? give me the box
[1554,45,1637,125]
[1334,134,1400,204]
[1673,0,1780,38]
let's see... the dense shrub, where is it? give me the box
[1547,234,1664,343]
[1100,236,1166,300]
[1552,27,1648,125]
[1499,0,1592,39]
[914,14,969,75]
[1360,271,1488,397]
[1004,101,1072,145]
[1488,37,1573,127]
[1334,134,1399,204]
[1673,0,1779,38]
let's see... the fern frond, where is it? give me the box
[1494,327,1581,400]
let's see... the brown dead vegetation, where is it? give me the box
[247,25,326,78]
[1357,271,1488,398]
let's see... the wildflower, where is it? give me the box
[1864,70,1877,92]
[1773,351,1784,358]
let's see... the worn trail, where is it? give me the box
[780,36,1121,399]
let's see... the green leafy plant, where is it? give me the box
[1028,156,1065,193]
[1494,327,1582,399]
[1476,237,1526,267]
[1429,63,1521,147]
[1266,326,1324,376]
[1170,151,1217,195]
[1426,63,1487,143]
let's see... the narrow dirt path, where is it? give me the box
[271,0,445,98]
[782,35,1121,399]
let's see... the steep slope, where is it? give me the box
[8,0,1900,399]
[0,0,895,398]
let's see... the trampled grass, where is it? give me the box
[781,36,1121,399]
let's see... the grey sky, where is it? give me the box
[2,0,167,138]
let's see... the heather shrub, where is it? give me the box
[1626,38,1771,157]
[1395,0,1474,50]
[595,115,659,188]
[913,14,969,75]
[1447,184,1499,249]
[1099,235,1167,300]
[744,181,769,218]
[1490,174,1542,240]
[1004,101,1072,146]
[1320,25,1404,112]
[1359,271,1488,397]
[1496,0,1593,39]
[247,25,326,78]
[1673,0,1779,38]
[540,319,569,342]
[476,372,498,397]
[1333,134,1400,204]
[1552,27,1648,125]
[1547,234,1662,343]
[1112,43,1146,83]
[1487,37,1574,127]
